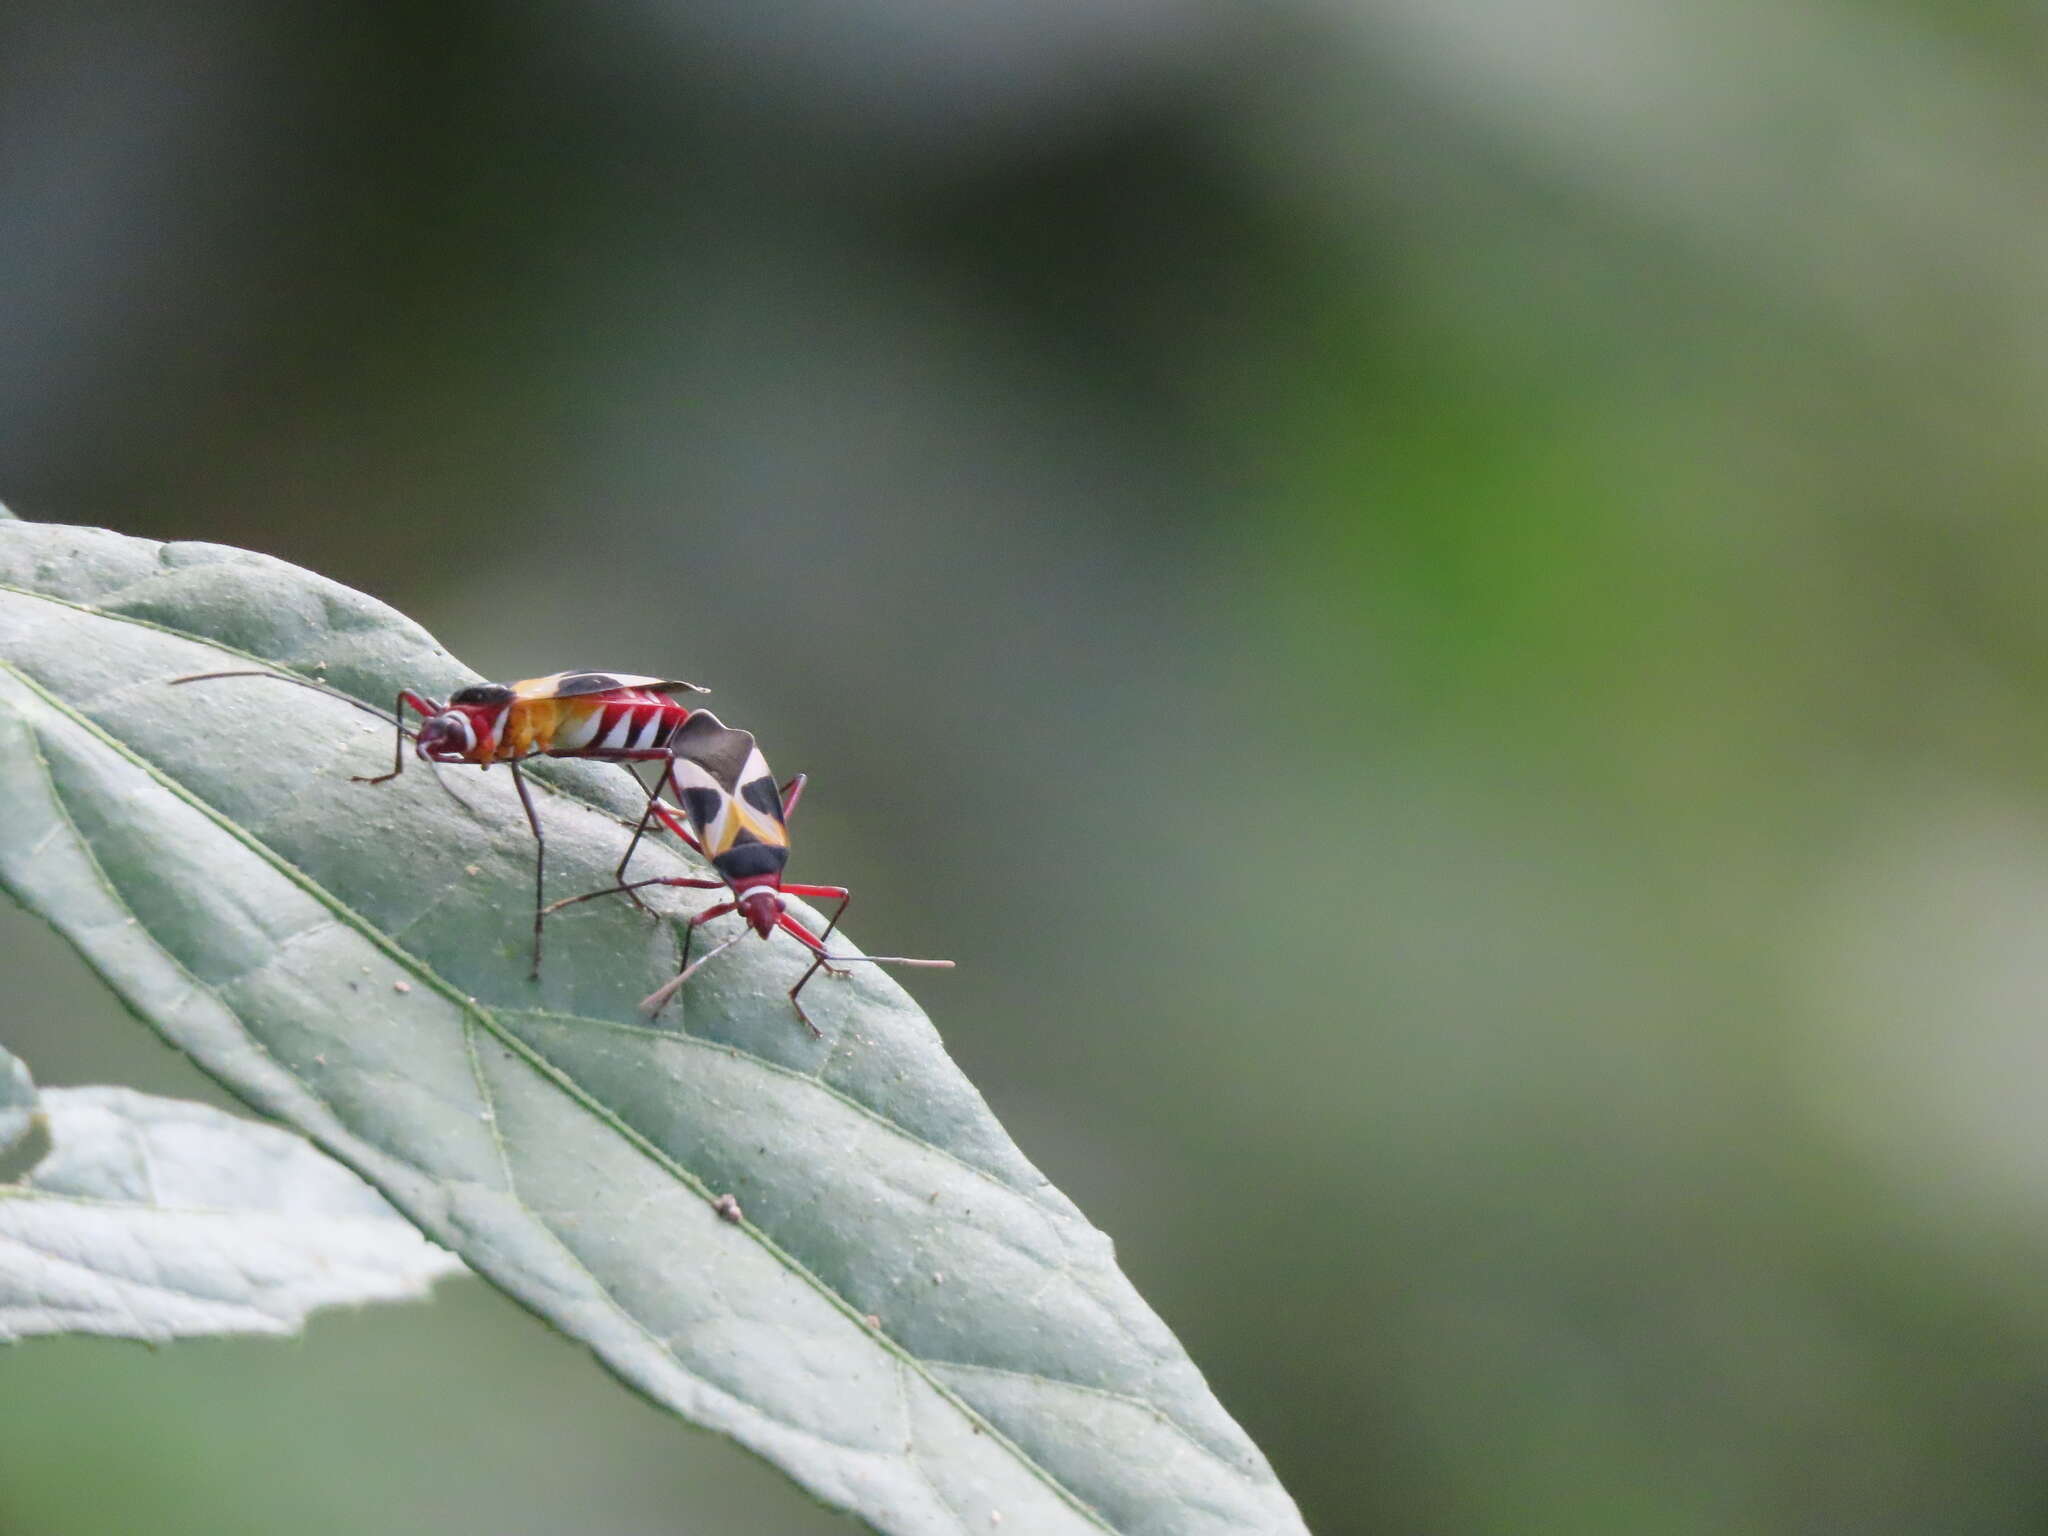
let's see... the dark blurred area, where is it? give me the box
[11,3,2048,1532]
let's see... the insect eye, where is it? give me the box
[416,713,473,755]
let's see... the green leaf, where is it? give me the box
[0,522,1305,1536]
[0,1081,463,1343]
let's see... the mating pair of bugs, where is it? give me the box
[175,668,950,1034]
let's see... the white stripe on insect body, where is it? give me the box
[551,711,601,751]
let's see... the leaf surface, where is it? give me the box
[0,1075,462,1343]
[0,522,1304,1535]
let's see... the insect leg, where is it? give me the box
[604,764,664,913]
[612,754,704,904]
[776,909,954,1030]
[508,760,548,980]
[788,970,826,1038]
[352,690,441,785]
[774,913,841,1037]
[776,910,847,967]
[641,903,740,1016]
[780,883,850,946]
[543,875,722,916]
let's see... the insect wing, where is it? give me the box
[670,713,788,858]
[669,756,740,853]
[510,671,708,700]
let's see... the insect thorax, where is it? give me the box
[712,842,788,884]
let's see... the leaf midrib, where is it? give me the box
[506,1007,1043,1211]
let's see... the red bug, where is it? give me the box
[173,669,709,976]
[547,710,953,1036]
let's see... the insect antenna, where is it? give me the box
[639,930,748,1015]
[777,912,951,971]
[170,669,421,740]
[171,667,470,807]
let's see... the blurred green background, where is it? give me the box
[8,3,2048,1533]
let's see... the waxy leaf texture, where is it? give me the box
[0,522,1306,1536]
[0,1074,463,1343]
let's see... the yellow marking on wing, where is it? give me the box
[510,672,575,700]
[705,794,788,857]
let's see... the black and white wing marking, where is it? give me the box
[669,711,788,865]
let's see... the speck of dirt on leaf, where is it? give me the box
[932,1272,944,1285]
[863,1314,881,1330]
[465,864,481,876]
[711,1194,743,1223]
[393,981,411,994]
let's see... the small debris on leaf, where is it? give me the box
[393,981,412,994]
[711,1193,743,1223]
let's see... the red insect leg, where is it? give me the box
[780,882,850,944]
[777,910,847,1039]
[352,689,443,785]
[598,758,703,916]
[608,757,706,895]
